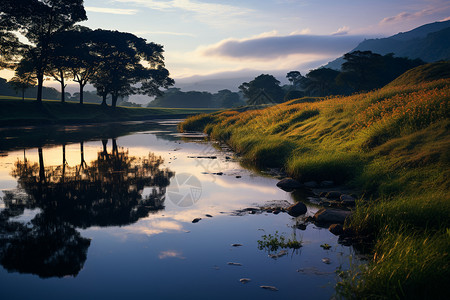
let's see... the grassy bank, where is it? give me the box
[179,65,450,298]
[0,96,216,126]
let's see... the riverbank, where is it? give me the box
[0,97,216,126]
[178,70,450,298]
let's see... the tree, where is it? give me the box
[215,89,243,108]
[239,74,285,103]
[0,0,28,69]
[46,36,72,103]
[54,27,99,104]
[89,30,174,108]
[1,0,87,103]
[149,89,213,108]
[286,71,305,89]
[8,73,36,100]
[304,68,340,97]
[336,51,424,92]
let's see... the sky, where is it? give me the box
[79,0,450,79]
[2,0,450,97]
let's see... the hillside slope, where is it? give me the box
[178,64,450,299]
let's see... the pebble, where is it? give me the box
[192,218,201,223]
[322,257,331,264]
[260,285,278,291]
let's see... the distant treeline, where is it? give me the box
[148,88,245,108]
[239,51,426,104]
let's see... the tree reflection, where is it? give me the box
[0,139,174,278]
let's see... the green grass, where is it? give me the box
[0,96,216,126]
[179,63,450,299]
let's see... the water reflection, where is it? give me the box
[0,139,174,277]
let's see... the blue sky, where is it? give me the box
[80,0,450,80]
[1,0,449,96]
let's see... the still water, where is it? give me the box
[0,120,358,299]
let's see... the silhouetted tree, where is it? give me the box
[337,51,424,92]
[239,74,285,103]
[89,30,174,108]
[305,68,340,96]
[8,73,36,100]
[1,0,87,103]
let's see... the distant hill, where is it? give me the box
[0,77,61,100]
[325,20,450,70]
[387,61,450,87]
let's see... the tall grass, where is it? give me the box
[180,76,450,298]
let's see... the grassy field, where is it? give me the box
[179,63,450,299]
[0,96,216,126]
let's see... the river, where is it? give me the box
[0,120,361,299]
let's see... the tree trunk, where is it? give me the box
[36,73,44,103]
[111,94,118,108]
[60,69,65,103]
[22,89,25,101]
[38,147,45,183]
[101,94,107,106]
[62,144,66,182]
[79,83,85,104]
[112,139,118,155]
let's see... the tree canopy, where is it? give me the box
[0,0,87,102]
[239,74,285,104]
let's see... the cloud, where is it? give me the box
[85,6,138,15]
[332,26,350,36]
[158,250,185,259]
[200,34,362,60]
[380,6,445,24]
[113,0,251,16]
[290,28,311,35]
[133,31,196,37]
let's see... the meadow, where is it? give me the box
[0,96,216,126]
[179,64,450,299]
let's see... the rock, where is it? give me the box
[329,223,344,235]
[269,250,288,259]
[214,172,223,175]
[340,194,356,206]
[303,181,319,188]
[231,243,242,247]
[314,208,351,224]
[235,175,241,178]
[287,202,307,217]
[322,257,331,264]
[276,178,302,191]
[240,278,251,284]
[296,223,307,230]
[273,210,280,215]
[192,218,202,223]
[325,191,342,199]
[205,214,213,218]
[227,262,242,266]
[320,180,334,187]
[260,286,278,291]
[319,191,327,197]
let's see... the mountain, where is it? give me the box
[325,20,450,70]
